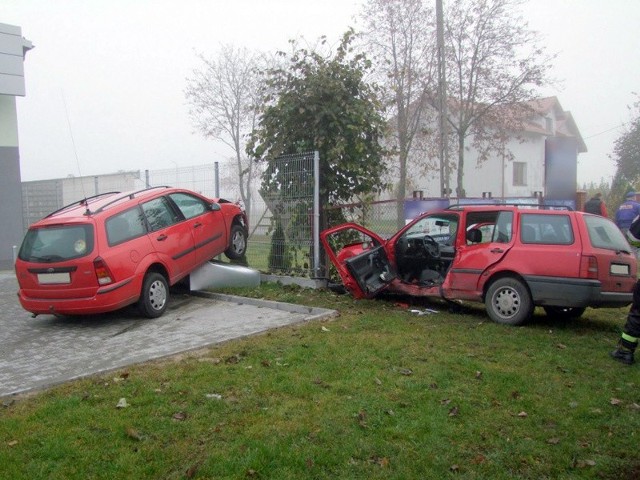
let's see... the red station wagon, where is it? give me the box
[15,186,248,318]
[321,204,638,325]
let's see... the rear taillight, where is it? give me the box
[93,257,114,285]
[580,255,598,279]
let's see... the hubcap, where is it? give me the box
[148,279,167,311]
[232,232,246,253]
[493,287,520,318]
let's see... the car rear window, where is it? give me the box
[18,224,94,262]
[584,215,631,252]
[520,213,573,244]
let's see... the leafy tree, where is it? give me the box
[359,0,438,228]
[185,45,265,218]
[248,30,389,217]
[435,0,553,196]
[609,95,640,211]
[248,31,388,275]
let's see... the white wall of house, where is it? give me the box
[400,100,583,200]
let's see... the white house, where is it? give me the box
[405,96,587,200]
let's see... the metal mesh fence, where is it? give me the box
[20,156,318,277]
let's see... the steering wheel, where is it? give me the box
[422,235,440,259]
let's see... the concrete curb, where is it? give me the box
[190,290,339,323]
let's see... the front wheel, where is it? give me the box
[138,272,169,318]
[485,277,533,326]
[225,224,247,260]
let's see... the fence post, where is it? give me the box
[313,151,321,279]
[214,162,220,198]
[145,170,150,188]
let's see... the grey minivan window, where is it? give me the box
[584,215,632,252]
[18,224,94,262]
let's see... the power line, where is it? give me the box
[583,123,625,139]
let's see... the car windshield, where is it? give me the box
[18,224,94,262]
[404,214,459,244]
[584,215,632,252]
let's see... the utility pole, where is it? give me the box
[436,0,450,197]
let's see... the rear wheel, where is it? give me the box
[543,306,586,319]
[138,272,168,318]
[485,277,533,326]
[225,224,247,260]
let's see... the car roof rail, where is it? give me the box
[91,186,171,214]
[45,191,121,218]
[446,202,573,211]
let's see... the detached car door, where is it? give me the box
[320,223,395,299]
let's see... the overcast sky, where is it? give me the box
[3,0,639,186]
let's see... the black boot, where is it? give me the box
[610,344,635,365]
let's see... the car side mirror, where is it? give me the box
[210,203,221,211]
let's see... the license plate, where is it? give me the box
[610,264,630,275]
[37,272,71,284]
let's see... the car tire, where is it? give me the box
[543,306,586,319]
[225,224,247,260]
[485,277,533,326]
[138,272,169,318]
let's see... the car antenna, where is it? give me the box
[61,91,90,214]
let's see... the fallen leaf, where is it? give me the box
[357,411,368,428]
[126,427,144,441]
[399,368,413,376]
[450,464,459,472]
[556,343,567,349]
[374,377,382,385]
[471,454,486,464]
[631,403,640,410]
[547,437,560,445]
[441,398,451,406]
[475,371,483,380]
[116,398,129,408]
[321,326,330,332]
[449,406,459,416]
[517,411,528,417]
[185,464,199,478]
[610,398,623,406]
[7,440,18,447]
[261,359,271,367]
[172,412,187,421]
[205,393,223,400]
[511,391,521,399]
[306,458,314,469]
[225,354,240,364]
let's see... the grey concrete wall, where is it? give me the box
[0,145,23,269]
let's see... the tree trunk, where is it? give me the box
[456,132,466,198]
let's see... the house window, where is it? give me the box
[545,117,553,133]
[513,162,527,186]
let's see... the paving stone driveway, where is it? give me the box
[0,271,336,397]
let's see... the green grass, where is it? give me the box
[1,284,639,479]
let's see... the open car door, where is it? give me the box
[320,223,396,299]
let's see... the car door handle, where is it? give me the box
[193,222,202,228]
[156,234,168,241]
[490,248,504,253]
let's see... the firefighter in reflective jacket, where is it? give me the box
[611,216,640,365]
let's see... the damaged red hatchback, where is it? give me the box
[321,204,637,325]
